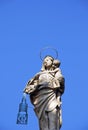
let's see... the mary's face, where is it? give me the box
[43,57,53,68]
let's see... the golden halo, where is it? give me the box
[40,46,58,60]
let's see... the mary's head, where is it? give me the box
[41,55,60,71]
[41,56,54,71]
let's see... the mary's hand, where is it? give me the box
[23,85,37,94]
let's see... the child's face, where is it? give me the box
[53,60,60,67]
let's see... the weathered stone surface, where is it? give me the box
[24,56,65,130]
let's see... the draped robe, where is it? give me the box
[24,69,65,130]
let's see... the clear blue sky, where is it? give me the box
[0,0,88,130]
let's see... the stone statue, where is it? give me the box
[24,55,65,130]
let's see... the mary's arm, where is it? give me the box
[23,74,40,94]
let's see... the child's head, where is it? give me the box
[53,59,61,68]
